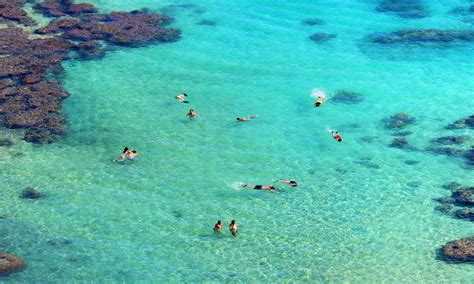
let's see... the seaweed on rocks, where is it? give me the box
[369,29,474,45]
[0,1,181,143]
[376,0,429,19]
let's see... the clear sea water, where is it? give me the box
[1,0,474,282]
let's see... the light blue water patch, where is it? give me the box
[1,0,474,282]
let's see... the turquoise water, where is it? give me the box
[2,0,474,282]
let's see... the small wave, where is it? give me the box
[311,88,327,99]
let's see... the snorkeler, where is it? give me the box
[187,109,197,119]
[175,93,189,103]
[229,220,238,236]
[127,150,138,160]
[236,115,257,122]
[279,180,299,187]
[214,220,223,233]
[114,147,129,161]
[241,184,276,192]
[331,131,343,142]
[314,96,325,107]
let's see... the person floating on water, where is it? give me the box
[127,150,138,160]
[175,93,189,103]
[241,183,276,192]
[214,220,223,233]
[311,88,327,108]
[236,115,257,122]
[229,220,238,236]
[314,96,325,107]
[331,131,343,142]
[187,109,197,119]
[279,180,299,187]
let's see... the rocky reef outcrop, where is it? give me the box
[383,113,415,129]
[0,254,25,276]
[376,0,429,19]
[0,1,181,143]
[370,29,474,45]
[331,90,363,104]
[20,187,42,199]
[442,237,474,263]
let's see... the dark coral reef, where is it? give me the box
[0,0,180,143]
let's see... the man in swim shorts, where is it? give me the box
[187,109,197,119]
[241,184,276,192]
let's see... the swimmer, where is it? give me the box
[279,180,299,187]
[314,96,325,107]
[311,89,327,107]
[187,109,197,119]
[229,220,238,236]
[214,220,223,233]
[128,150,138,160]
[175,93,189,103]
[331,131,343,142]
[114,147,129,161]
[236,115,257,122]
[241,184,276,192]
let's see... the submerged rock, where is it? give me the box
[20,187,42,199]
[451,187,474,206]
[47,238,73,246]
[454,209,474,222]
[432,136,470,145]
[370,29,474,45]
[433,197,456,204]
[442,237,474,262]
[383,113,416,129]
[301,18,325,25]
[441,181,462,191]
[447,115,474,130]
[392,130,413,136]
[309,32,336,42]
[0,2,36,26]
[196,19,216,26]
[331,90,364,104]
[404,160,419,165]
[464,148,474,166]
[434,204,453,213]
[0,139,14,147]
[390,137,411,149]
[376,0,429,19]
[0,254,25,276]
[426,146,465,157]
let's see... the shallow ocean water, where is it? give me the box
[1,0,474,282]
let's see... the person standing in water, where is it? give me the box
[175,93,189,103]
[187,109,197,119]
[229,220,238,236]
[214,220,223,233]
[331,131,343,142]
